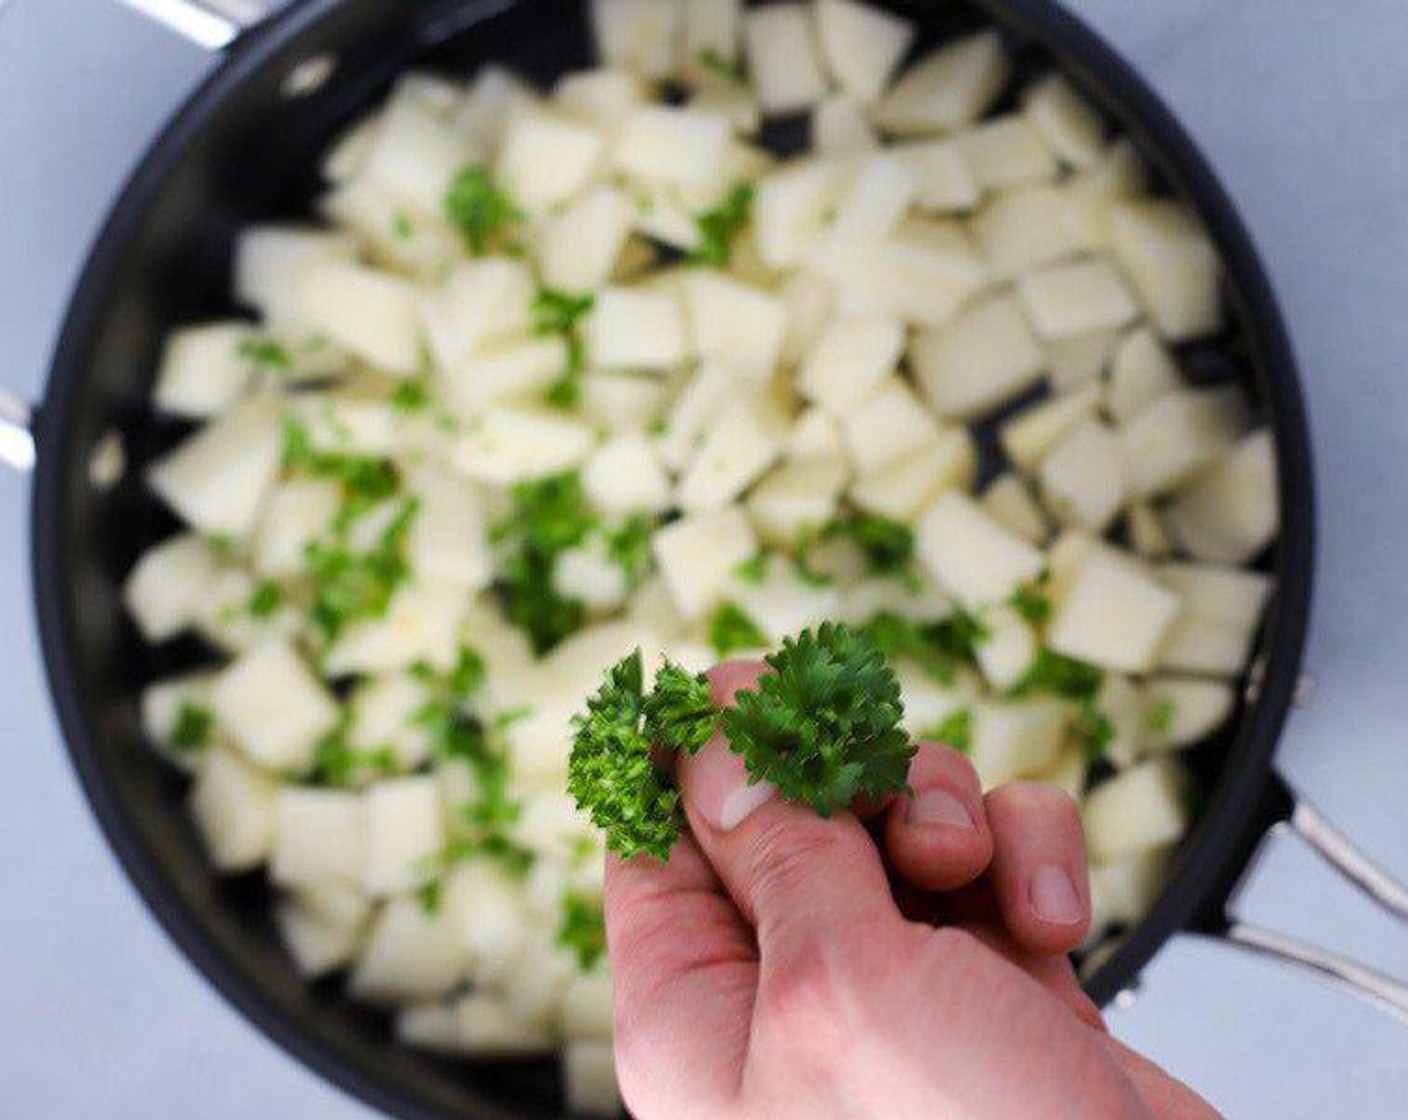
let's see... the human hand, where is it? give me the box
[604,661,1222,1120]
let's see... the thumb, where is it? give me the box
[677,661,901,963]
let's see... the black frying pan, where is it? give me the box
[14,0,1405,1117]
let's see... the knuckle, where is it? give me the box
[743,817,845,918]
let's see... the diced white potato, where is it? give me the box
[811,154,918,257]
[753,161,847,270]
[554,68,643,134]
[496,110,605,214]
[565,1041,623,1118]
[298,260,422,375]
[731,557,842,642]
[786,407,847,462]
[891,138,979,213]
[450,408,596,485]
[193,567,302,656]
[555,539,631,614]
[876,30,1009,135]
[1096,672,1145,769]
[682,0,742,71]
[895,662,978,735]
[404,465,493,591]
[319,177,460,280]
[394,1002,465,1054]
[1121,387,1247,498]
[582,433,672,516]
[628,180,704,252]
[534,188,634,295]
[777,271,838,366]
[1045,528,1098,602]
[276,897,367,978]
[1082,759,1189,863]
[590,0,680,80]
[799,317,904,414]
[970,697,1071,789]
[1110,199,1223,342]
[981,473,1049,545]
[1039,418,1130,533]
[322,112,381,186]
[350,897,469,1005]
[360,92,475,218]
[1046,549,1181,674]
[287,391,410,460]
[911,293,1045,419]
[325,581,469,677]
[970,188,1080,287]
[1016,257,1140,340]
[1046,329,1119,392]
[270,788,366,889]
[579,371,670,434]
[998,383,1101,472]
[233,226,359,327]
[444,859,531,982]
[252,479,341,579]
[1021,74,1104,168]
[917,491,1044,608]
[349,673,434,771]
[140,671,219,773]
[153,322,257,419]
[747,457,849,546]
[213,640,340,774]
[842,377,942,476]
[123,534,224,642]
[850,427,976,523]
[975,607,1038,692]
[420,258,535,371]
[440,337,567,416]
[653,507,759,620]
[957,114,1058,191]
[1128,502,1174,560]
[677,394,788,512]
[503,928,578,1029]
[456,994,555,1056]
[1094,846,1172,927]
[686,81,762,137]
[1156,614,1253,679]
[1157,562,1271,632]
[1166,431,1279,564]
[147,398,283,539]
[616,106,731,192]
[512,792,593,862]
[562,970,615,1043]
[744,4,829,116]
[584,286,687,371]
[815,0,913,103]
[188,747,277,873]
[813,96,880,158]
[655,363,734,470]
[389,71,463,116]
[1142,677,1236,752]
[832,216,990,328]
[363,777,444,897]
[684,272,788,384]
[1106,326,1182,423]
[452,66,540,155]
[296,880,374,931]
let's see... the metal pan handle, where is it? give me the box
[115,0,269,50]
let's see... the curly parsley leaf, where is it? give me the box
[558,891,607,972]
[708,602,769,658]
[444,166,523,255]
[690,183,754,268]
[642,662,716,756]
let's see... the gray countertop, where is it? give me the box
[3,0,1407,1115]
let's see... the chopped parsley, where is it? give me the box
[823,511,915,576]
[558,891,607,972]
[444,166,523,255]
[1009,572,1054,627]
[531,288,595,409]
[311,717,398,787]
[390,375,431,412]
[237,337,292,370]
[690,183,754,268]
[858,608,989,686]
[1072,704,1116,763]
[1144,696,1177,737]
[695,47,746,85]
[392,212,415,240]
[734,551,768,585]
[1009,648,1104,702]
[603,515,655,590]
[169,702,214,752]
[924,707,974,755]
[246,580,282,619]
[282,417,400,531]
[304,498,419,647]
[708,601,769,657]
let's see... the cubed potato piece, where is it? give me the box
[535,187,633,294]
[443,859,532,981]
[299,260,421,375]
[277,896,367,978]
[744,4,829,116]
[957,115,1058,192]
[496,110,605,214]
[1106,327,1182,423]
[910,293,1045,419]
[999,383,1101,472]
[1046,329,1119,392]
[455,994,556,1056]
[895,661,978,735]
[891,138,980,213]
[188,747,276,872]
[629,180,705,252]
[1142,677,1236,752]
[815,0,914,103]
[579,371,670,434]
[799,317,904,414]
[1122,503,1171,562]
[850,427,976,523]
[1046,550,1181,674]
[213,640,340,774]
[976,607,1038,692]
[876,30,1010,135]
[677,395,788,512]
[318,176,460,281]
[1021,73,1105,168]
[440,337,567,417]
[616,105,731,192]
[1122,387,1247,498]
[842,377,943,476]
[778,271,838,366]
[565,1041,623,1118]
[322,111,381,186]
[234,226,359,326]
[1110,199,1223,342]
[154,322,257,419]
[325,581,469,677]
[970,697,1071,789]
[590,0,679,80]
[684,272,789,384]
[147,398,283,539]
[351,897,468,1005]
[969,184,1081,281]
[193,567,302,656]
[555,539,631,613]
[271,788,366,889]
[681,0,742,71]
[1157,562,1271,632]
[730,556,842,643]
[363,776,444,897]
[417,257,534,372]
[1094,846,1172,927]
[503,927,577,1027]
[981,473,1049,545]
[450,67,539,156]
[450,408,596,485]
[253,479,341,579]
[554,67,643,134]
[813,96,880,158]
[786,407,847,462]
[1039,418,1131,533]
[404,465,493,592]
[1166,431,1279,564]
[585,286,687,371]
[582,433,672,516]
[287,391,407,459]
[562,970,615,1043]
[360,92,475,218]
[349,673,435,771]
[141,671,219,773]
[1082,760,1190,862]
[1156,614,1253,679]
[812,154,919,255]
[655,364,734,470]
[747,457,849,546]
[653,507,759,620]
[917,491,1044,607]
[753,161,847,270]
[1016,257,1140,340]
[1096,672,1145,769]
[831,217,990,328]
[124,534,224,642]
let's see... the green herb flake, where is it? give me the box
[238,337,292,371]
[282,416,400,531]
[690,183,755,268]
[708,602,770,658]
[312,717,399,788]
[1144,696,1177,737]
[170,702,214,752]
[1010,648,1104,703]
[558,891,607,972]
[247,580,283,619]
[304,498,419,646]
[824,512,915,576]
[447,645,487,700]
[444,166,523,255]
[695,47,746,85]
[734,551,768,585]
[390,376,432,412]
[605,515,655,590]
[532,288,595,410]
[1009,573,1054,627]
[392,212,415,240]
[924,707,974,755]
[1073,704,1116,762]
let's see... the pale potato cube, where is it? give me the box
[832,217,990,328]
[535,188,634,293]
[815,0,914,102]
[1094,847,1172,927]
[1156,614,1253,679]
[1096,672,1145,769]
[1128,501,1174,560]
[731,557,842,642]
[553,68,643,133]
[778,271,838,366]
[299,260,422,374]
[813,96,880,158]
[565,1041,622,1117]
[270,788,366,889]
[504,929,578,1029]
[324,581,469,677]
[957,114,1058,192]
[395,1003,464,1054]
[1046,329,1119,392]
[850,428,976,523]
[656,363,734,470]
[1021,74,1105,168]
[579,371,671,434]
[917,492,1044,607]
[585,286,687,371]
[234,226,358,327]
[555,539,631,613]
[140,672,219,773]
[1107,326,1182,423]
[213,640,340,774]
[496,111,605,214]
[453,66,541,154]
[812,154,918,254]
[744,4,829,116]
[969,184,1082,281]
[892,138,980,213]
[799,317,904,414]
[445,860,531,981]
[786,407,847,462]
[615,105,731,192]
[1157,562,1271,632]
[628,180,704,252]
[360,92,475,218]
[154,322,257,418]
[1122,387,1247,498]
[563,970,615,1042]
[287,391,404,459]
[684,272,788,384]
[896,662,978,735]
[147,398,283,539]
[350,897,468,1005]
[1166,431,1279,564]
[910,293,1045,419]
[1110,199,1223,342]
[747,457,849,546]
[682,0,742,72]
[653,507,759,620]
[842,378,942,476]
[450,408,596,485]
[970,697,1071,789]
[348,673,435,771]
[1142,677,1236,752]
[404,465,493,591]
[318,177,460,281]
[1069,137,1146,203]
[999,383,1101,472]
[456,994,555,1056]
[1039,418,1130,533]
[1082,760,1190,863]
[677,395,788,512]
[298,882,374,935]
[276,897,367,978]
[876,30,1010,135]
[753,161,847,270]
[1016,257,1140,340]
[322,112,381,186]
[1045,528,1098,602]
[188,747,277,872]
[440,337,567,417]
[363,776,444,897]
[124,534,224,642]
[975,607,1038,692]
[582,433,672,516]
[193,567,302,656]
[1046,550,1181,674]
[689,86,762,139]
[981,473,1050,545]
[420,258,535,371]
[591,0,679,80]
[253,479,341,579]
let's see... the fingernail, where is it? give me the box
[683,733,775,831]
[906,788,975,831]
[1029,865,1084,925]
